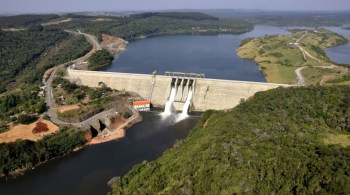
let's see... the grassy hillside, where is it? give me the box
[111,86,350,194]
[237,28,348,84]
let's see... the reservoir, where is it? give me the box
[101,25,290,82]
[325,27,350,65]
[2,25,345,195]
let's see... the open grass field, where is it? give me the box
[237,28,348,84]
[301,67,335,85]
[323,133,350,147]
[56,104,80,113]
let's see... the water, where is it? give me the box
[0,112,199,195]
[324,27,350,65]
[162,85,177,116]
[178,87,193,121]
[283,26,350,65]
[101,25,294,82]
[3,25,349,194]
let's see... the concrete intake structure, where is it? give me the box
[67,68,291,111]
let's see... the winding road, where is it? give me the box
[292,31,337,86]
[295,67,306,86]
[44,30,107,127]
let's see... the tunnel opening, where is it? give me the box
[177,78,182,86]
[183,79,188,86]
[99,119,106,131]
[90,126,99,138]
[171,78,176,86]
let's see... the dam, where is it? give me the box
[67,67,290,111]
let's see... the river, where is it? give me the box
[1,25,348,195]
[0,112,198,195]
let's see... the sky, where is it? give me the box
[1,0,350,13]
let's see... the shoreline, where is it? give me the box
[87,108,142,145]
[1,109,142,180]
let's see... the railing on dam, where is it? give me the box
[165,71,205,79]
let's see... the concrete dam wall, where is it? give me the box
[67,68,290,111]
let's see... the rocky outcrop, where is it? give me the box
[100,34,128,55]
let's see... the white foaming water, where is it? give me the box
[162,85,177,116]
[177,87,193,121]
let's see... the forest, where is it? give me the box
[0,127,87,177]
[111,86,350,194]
[45,12,254,41]
[0,28,68,92]
[0,27,91,132]
[87,49,114,70]
[130,12,219,21]
[0,28,92,92]
[0,85,46,131]
[0,14,60,28]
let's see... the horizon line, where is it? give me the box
[1,8,350,15]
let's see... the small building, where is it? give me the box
[132,101,151,112]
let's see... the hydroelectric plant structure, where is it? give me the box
[67,67,290,112]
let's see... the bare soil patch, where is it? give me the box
[0,119,59,143]
[93,18,113,22]
[100,34,128,55]
[109,116,126,130]
[32,122,49,134]
[87,129,126,145]
[43,67,55,80]
[57,105,80,113]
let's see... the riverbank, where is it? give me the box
[87,108,142,145]
[1,109,141,179]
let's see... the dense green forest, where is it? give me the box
[112,86,350,194]
[0,14,60,28]
[0,28,68,91]
[130,12,219,21]
[0,128,87,176]
[46,12,254,41]
[88,49,114,70]
[0,28,92,92]
[0,28,91,132]
[38,34,92,67]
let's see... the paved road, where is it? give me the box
[41,18,72,26]
[44,31,107,127]
[80,31,102,50]
[292,31,338,86]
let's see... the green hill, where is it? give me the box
[46,12,253,41]
[0,14,60,28]
[111,86,350,194]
